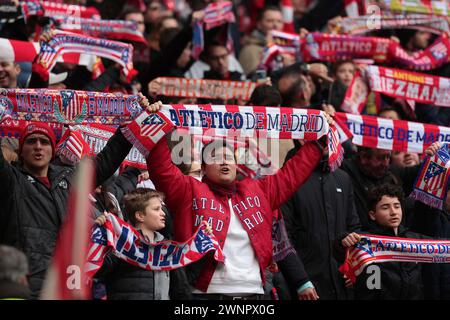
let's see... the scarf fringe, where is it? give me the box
[409,189,444,210]
[120,126,150,158]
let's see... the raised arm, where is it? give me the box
[257,141,322,211]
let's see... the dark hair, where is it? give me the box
[331,60,355,76]
[159,27,182,50]
[119,6,144,20]
[367,184,404,212]
[256,6,282,22]
[201,140,236,166]
[123,188,164,226]
[205,40,228,58]
[249,85,282,106]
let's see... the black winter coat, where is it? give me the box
[0,129,132,298]
[281,152,361,300]
[353,225,424,300]
[341,158,419,229]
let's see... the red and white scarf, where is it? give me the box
[0,88,142,125]
[86,215,225,279]
[155,77,258,101]
[192,1,235,59]
[22,0,101,20]
[122,105,343,171]
[261,32,450,71]
[70,124,147,170]
[410,143,450,210]
[341,65,450,114]
[382,0,449,16]
[55,17,147,45]
[339,14,450,35]
[37,30,135,82]
[335,111,450,153]
[339,234,450,284]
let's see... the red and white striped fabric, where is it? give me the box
[86,215,224,280]
[22,0,101,19]
[280,0,295,33]
[0,37,102,75]
[56,17,147,45]
[339,14,450,35]
[56,127,90,165]
[71,124,147,170]
[40,158,94,300]
[156,77,258,101]
[339,234,450,283]
[335,112,450,153]
[342,65,450,114]
[38,30,134,81]
[122,105,341,169]
[0,38,40,62]
[410,143,450,210]
[382,0,450,16]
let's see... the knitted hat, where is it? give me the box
[19,123,57,158]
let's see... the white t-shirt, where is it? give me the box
[194,198,264,295]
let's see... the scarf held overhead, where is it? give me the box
[121,105,343,171]
[86,215,225,279]
[335,112,450,153]
[155,77,258,101]
[262,31,450,71]
[410,143,450,210]
[37,30,135,81]
[0,88,142,125]
[339,234,450,284]
[341,65,450,114]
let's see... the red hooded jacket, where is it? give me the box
[146,139,322,292]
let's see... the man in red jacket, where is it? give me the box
[146,101,333,299]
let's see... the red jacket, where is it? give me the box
[146,139,322,291]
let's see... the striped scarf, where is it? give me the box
[121,105,343,171]
[0,88,142,125]
[382,0,450,16]
[22,1,101,19]
[86,216,224,279]
[410,143,450,210]
[155,77,258,101]
[335,112,450,154]
[339,234,450,284]
[341,65,450,114]
[339,14,449,35]
[38,30,135,82]
[55,17,147,45]
[69,124,147,169]
[261,31,450,71]
[192,1,235,60]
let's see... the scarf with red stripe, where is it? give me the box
[0,88,142,125]
[192,1,235,60]
[55,17,147,45]
[22,1,101,19]
[410,143,450,210]
[37,30,136,82]
[56,124,146,169]
[339,234,450,284]
[155,77,258,101]
[341,65,450,114]
[335,112,450,153]
[339,14,450,35]
[382,0,450,16]
[121,105,343,171]
[86,215,224,279]
[261,31,450,71]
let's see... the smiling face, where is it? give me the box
[369,195,402,231]
[203,146,237,186]
[0,61,20,88]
